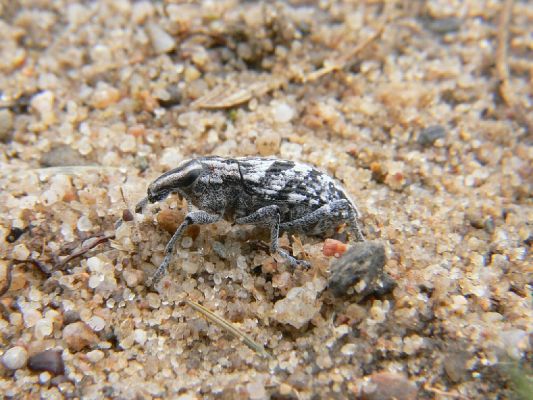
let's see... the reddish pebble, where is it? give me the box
[127,124,146,138]
[157,209,184,234]
[322,239,348,257]
[122,209,134,222]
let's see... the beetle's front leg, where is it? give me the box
[235,205,310,268]
[134,196,149,214]
[151,210,220,285]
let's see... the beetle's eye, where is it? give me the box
[178,167,202,187]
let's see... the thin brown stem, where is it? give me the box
[57,233,115,270]
[0,262,14,297]
[495,0,533,134]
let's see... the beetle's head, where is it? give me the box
[147,159,203,203]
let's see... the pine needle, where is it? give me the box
[184,299,271,358]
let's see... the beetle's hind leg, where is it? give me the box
[280,199,365,242]
[235,205,310,268]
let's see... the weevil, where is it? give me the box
[134,156,365,284]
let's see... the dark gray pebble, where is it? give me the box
[28,349,65,375]
[63,310,81,325]
[328,241,395,302]
[417,125,446,147]
[423,17,462,35]
[0,109,14,142]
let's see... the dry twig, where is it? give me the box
[304,25,386,83]
[495,0,533,134]
[184,299,271,358]
[303,0,399,83]
[0,259,52,301]
[191,78,285,110]
[27,258,52,276]
[424,383,471,400]
[0,262,14,297]
[57,233,115,270]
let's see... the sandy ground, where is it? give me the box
[0,1,531,399]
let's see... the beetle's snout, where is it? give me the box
[147,189,159,203]
[147,184,169,204]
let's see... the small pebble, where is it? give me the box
[87,256,103,272]
[122,209,134,222]
[323,238,348,257]
[146,293,161,309]
[63,310,80,325]
[123,269,143,287]
[272,102,295,123]
[466,211,496,234]
[119,135,137,153]
[184,66,201,82]
[280,142,302,159]
[417,125,446,147]
[86,349,104,363]
[132,1,154,23]
[39,372,51,384]
[146,23,176,54]
[0,109,14,142]
[340,343,358,356]
[361,372,418,400]
[2,346,28,370]
[212,241,228,259]
[10,313,23,327]
[87,315,106,332]
[157,209,183,234]
[484,217,495,234]
[181,236,193,249]
[182,260,199,274]
[423,17,462,35]
[246,380,267,400]
[158,86,182,108]
[30,91,56,125]
[499,329,529,360]
[34,318,54,338]
[12,243,30,261]
[134,329,147,346]
[256,131,281,156]
[88,274,103,290]
[40,145,89,167]
[91,85,120,109]
[67,3,89,25]
[22,307,42,328]
[28,349,64,375]
[273,284,320,329]
[443,350,470,383]
[29,287,43,302]
[77,216,93,232]
[62,322,99,351]
[328,241,395,302]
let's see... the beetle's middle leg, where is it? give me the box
[280,199,365,241]
[235,205,309,267]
